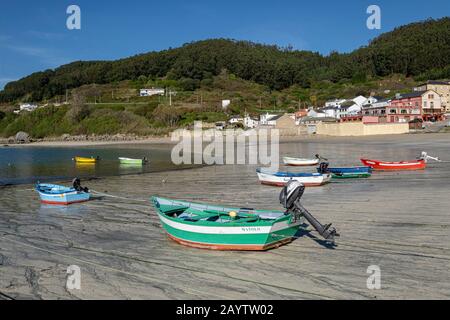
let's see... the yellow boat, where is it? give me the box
[73,156,98,164]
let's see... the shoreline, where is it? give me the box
[2,131,449,148]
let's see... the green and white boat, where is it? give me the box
[118,157,148,165]
[151,196,303,251]
[331,172,372,179]
[151,182,338,251]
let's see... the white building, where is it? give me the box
[307,109,326,118]
[229,116,244,124]
[324,99,346,108]
[259,113,279,125]
[140,88,165,97]
[19,103,38,112]
[244,115,259,128]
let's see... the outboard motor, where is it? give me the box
[72,178,89,193]
[315,154,328,162]
[280,180,339,242]
[318,162,330,174]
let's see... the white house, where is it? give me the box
[324,99,346,108]
[307,109,326,118]
[140,88,165,97]
[352,95,367,107]
[244,114,259,128]
[19,103,38,112]
[229,116,244,124]
[259,113,279,125]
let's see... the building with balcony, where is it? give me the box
[415,80,450,113]
[388,90,443,123]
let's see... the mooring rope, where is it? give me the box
[89,190,149,203]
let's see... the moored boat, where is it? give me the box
[73,156,98,164]
[152,181,339,251]
[282,157,319,166]
[361,158,426,171]
[35,179,90,205]
[256,168,331,187]
[152,197,302,250]
[331,172,372,179]
[118,157,148,165]
[319,166,372,174]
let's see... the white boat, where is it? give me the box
[256,169,332,187]
[282,157,319,166]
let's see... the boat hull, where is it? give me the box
[361,158,426,171]
[257,171,331,187]
[119,157,145,165]
[36,184,90,205]
[74,157,97,164]
[331,173,372,179]
[152,197,303,251]
[320,166,372,174]
[283,157,319,166]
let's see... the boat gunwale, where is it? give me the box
[152,196,289,228]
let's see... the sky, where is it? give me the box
[0,0,449,89]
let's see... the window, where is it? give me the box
[424,102,427,108]
[401,110,407,114]
[415,102,419,107]
[381,110,386,114]
[390,109,396,114]
[430,102,434,108]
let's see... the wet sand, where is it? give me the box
[1,133,450,300]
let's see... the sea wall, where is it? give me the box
[316,122,409,136]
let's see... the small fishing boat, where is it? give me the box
[152,180,338,250]
[361,158,426,171]
[317,166,372,179]
[282,157,319,166]
[256,168,331,187]
[73,156,98,164]
[331,172,372,179]
[118,157,148,165]
[35,179,90,205]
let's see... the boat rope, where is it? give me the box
[0,291,15,300]
[0,233,232,300]
[89,190,149,203]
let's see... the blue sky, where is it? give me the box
[0,0,449,89]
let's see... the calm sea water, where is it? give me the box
[0,143,198,186]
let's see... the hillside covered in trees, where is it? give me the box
[1,18,449,103]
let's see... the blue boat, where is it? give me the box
[317,166,372,174]
[35,179,90,205]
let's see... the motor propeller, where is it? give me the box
[280,180,339,242]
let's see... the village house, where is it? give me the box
[362,98,390,119]
[228,116,244,124]
[388,90,443,123]
[415,80,450,112]
[243,114,259,129]
[259,113,279,125]
[139,88,165,97]
[16,103,38,113]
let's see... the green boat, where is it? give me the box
[151,181,338,251]
[118,157,148,165]
[331,172,372,179]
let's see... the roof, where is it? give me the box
[267,114,283,121]
[341,101,356,108]
[419,80,450,86]
[393,91,426,100]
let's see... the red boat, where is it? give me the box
[360,158,426,171]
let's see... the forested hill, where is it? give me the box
[1,17,449,103]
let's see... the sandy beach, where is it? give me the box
[1,133,450,300]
